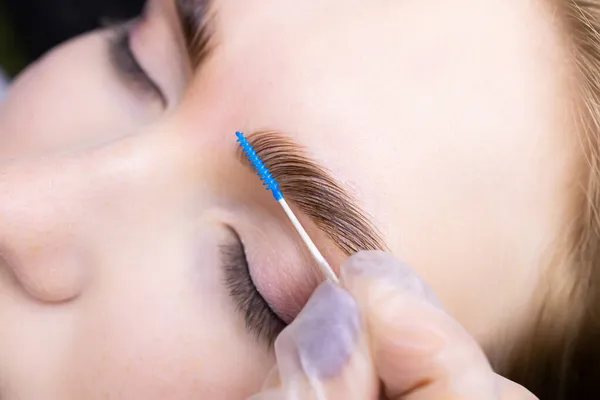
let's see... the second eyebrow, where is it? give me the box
[108,24,168,106]
[174,0,215,69]
[242,131,388,256]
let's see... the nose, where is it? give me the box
[0,127,193,303]
[0,110,232,304]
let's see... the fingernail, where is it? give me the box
[287,282,360,379]
[341,251,442,307]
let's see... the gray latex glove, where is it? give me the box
[249,251,537,400]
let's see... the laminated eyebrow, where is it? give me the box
[240,131,388,256]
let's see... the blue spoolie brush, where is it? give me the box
[236,131,338,283]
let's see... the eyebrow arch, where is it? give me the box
[108,24,168,107]
[174,0,215,68]
[240,131,388,256]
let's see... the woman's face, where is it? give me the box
[0,0,577,397]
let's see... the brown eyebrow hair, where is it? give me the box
[240,131,388,256]
[174,0,215,68]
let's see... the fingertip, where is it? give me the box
[497,375,539,399]
[340,252,499,399]
[277,283,361,380]
[341,251,400,280]
[268,283,377,399]
[340,251,442,308]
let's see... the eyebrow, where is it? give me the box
[240,131,388,256]
[108,24,168,106]
[174,0,215,68]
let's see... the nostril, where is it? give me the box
[1,240,90,303]
[0,156,97,303]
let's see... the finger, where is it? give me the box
[497,375,539,399]
[249,282,378,400]
[341,251,501,400]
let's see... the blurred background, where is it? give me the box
[0,0,145,79]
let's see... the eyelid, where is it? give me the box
[222,229,286,346]
[108,23,168,107]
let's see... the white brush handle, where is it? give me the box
[278,199,339,283]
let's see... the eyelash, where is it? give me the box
[108,23,167,105]
[221,236,286,347]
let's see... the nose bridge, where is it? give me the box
[0,153,101,302]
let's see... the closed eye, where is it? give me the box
[108,23,168,107]
[222,230,287,347]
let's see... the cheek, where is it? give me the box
[67,241,274,398]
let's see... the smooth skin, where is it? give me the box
[0,0,575,397]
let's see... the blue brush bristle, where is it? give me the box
[236,131,284,201]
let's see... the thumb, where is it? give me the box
[248,282,378,400]
[341,251,501,400]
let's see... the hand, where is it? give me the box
[248,251,538,400]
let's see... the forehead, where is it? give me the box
[189,0,563,102]
[177,0,569,171]
[210,0,558,52]
[183,0,567,142]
